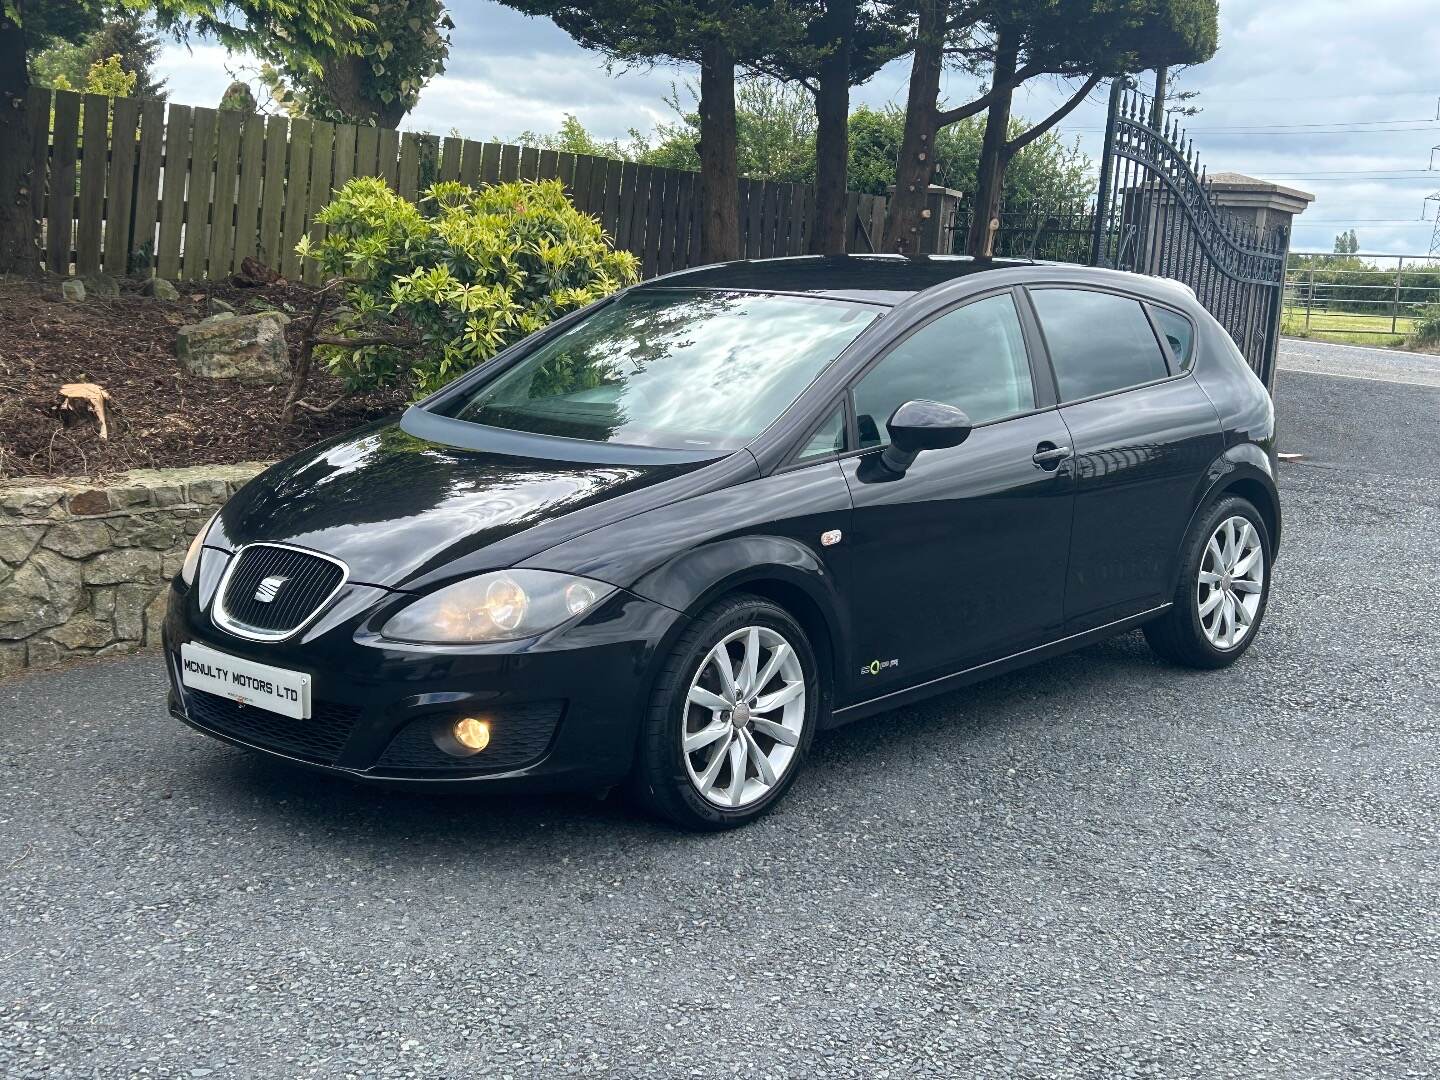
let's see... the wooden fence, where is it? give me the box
[27,88,891,285]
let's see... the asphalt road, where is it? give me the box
[3,342,1438,1079]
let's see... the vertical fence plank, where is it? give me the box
[479,142,501,186]
[556,152,576,194]
[131,98,165,272]
[627,164,656,262]
[376,128,400,188]
[232,115,265,271]
[331,121,357,193]
[257,115,288,267]
[519,145,540,181]
[658,168,684,274]
[587,155,608,218]
[868,195,887,254]
[417,134,440,190]
[744,180,764,259]
[675,172,699,269]
[28,87,50,267]
[601,158,623,242]
[537,148,558,181]
[641,170,666,279]
[615,161,639,254]
[687,173,703,267]
[355,124,380,179]
[303,120,335,284]
[47,91,80,275]
[279,118,312,281]
[207,109,244,278]
[439,135,463,182]
[459,139,483,186]
[181,106,218,280]
[570,154,594,212]
[101,97,139,273]
[75,95,109,275]
[498,143,520,183]
[154,102,190,280]
[396,131,420,200]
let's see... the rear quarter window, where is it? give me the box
[1030,288,1171,401]
[1149,305,1195,371]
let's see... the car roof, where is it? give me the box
[638,254,1201,310]
[638,254,1036,305]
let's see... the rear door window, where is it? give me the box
[1030,288,1171,401]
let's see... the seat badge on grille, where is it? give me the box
[254,575,290,604]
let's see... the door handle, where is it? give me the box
[1032,443,1072,468]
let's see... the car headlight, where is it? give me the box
[381,570,617,644]
[180,511,220,586]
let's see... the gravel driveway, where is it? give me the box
[3,351,1437,1079]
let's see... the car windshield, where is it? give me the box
[440,289,879,451]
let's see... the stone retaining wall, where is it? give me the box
[0,463,268,677]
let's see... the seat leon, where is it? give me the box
[164,255,1280,830]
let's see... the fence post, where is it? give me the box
[1305,265,1313,332]
[1392,257,1404,335]
[1089,78,1126,268]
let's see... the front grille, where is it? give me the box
[216,544,346,639]
[375,702,564,774]
[185,688,361,765]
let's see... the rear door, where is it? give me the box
[1024,286,1224,631]
[835,288,1075,700]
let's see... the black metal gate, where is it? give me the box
[1092,79,1290,386]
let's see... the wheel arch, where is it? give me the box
[630,535,847,717]
[1170,447,1281,595]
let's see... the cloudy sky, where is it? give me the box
[157,0,1440,255]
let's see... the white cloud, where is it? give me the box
[152,0,1440,254]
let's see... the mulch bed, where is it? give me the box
[0,274,407,482]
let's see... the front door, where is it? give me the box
[836,290,1075,702]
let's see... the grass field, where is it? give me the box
[1280,308,1415,348]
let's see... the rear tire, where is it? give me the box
[1144,495,1271,669]
[630,594,819,831]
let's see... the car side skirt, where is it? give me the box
[825,603,1173,728]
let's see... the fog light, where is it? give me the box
[453,717,491,752]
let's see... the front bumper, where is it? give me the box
[163,563,685,791]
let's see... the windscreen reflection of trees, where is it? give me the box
[455,292,876,450]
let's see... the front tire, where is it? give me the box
[631,594,819,830]
[1144,494,1271,669]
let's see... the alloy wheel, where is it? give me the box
[1197,515,1265,651]
[681,625,806,808]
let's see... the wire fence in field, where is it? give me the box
[1283,251,1440,338]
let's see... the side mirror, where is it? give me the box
[881,399,972,473]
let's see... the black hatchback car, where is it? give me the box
[165,255,1279,829]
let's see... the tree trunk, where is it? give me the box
[1151,65,1169,129]
[0,9,38,276]
[965,30,1018,258]
[811,0,854,256]
[883,0,944,254]
[697,38,740,264]
[318,55,408,128]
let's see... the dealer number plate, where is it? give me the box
[180,641,312,720]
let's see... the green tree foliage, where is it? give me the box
[1332,229,1359,255]
[232,0,452,127]
[496,0,810,261]
[846,104,1092,205]
[31,11,166,97]
[299,177,640,395]
[886,0,1219,255]
[515,88,1094,210]
[47,53,138,96]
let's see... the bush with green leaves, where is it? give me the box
[299,176,640,396]
[1413,304,1440,348]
